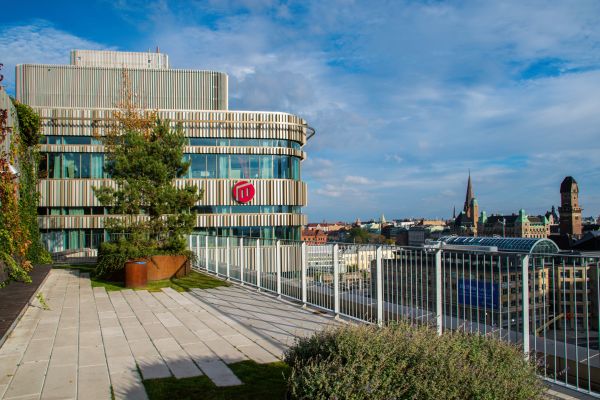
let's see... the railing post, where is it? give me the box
[195,235,200,269]
[334,244,340,317]
[435,248,443,335]
[204,235,209,272]
[256,238,261,290]
[276,240,282,298]
[226,237,231,280]
[215,236,220,277]
[301,242,307,306]
[522,254,530,359]
[240,237,245,285]
[376,246,383,326]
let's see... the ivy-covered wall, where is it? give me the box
[0,87,50,287]
[12,99,51,266]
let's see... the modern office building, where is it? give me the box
[16,49,311,252]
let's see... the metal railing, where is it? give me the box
[189,233,600,397]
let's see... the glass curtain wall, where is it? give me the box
[41,153,300,180]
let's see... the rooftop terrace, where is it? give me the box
[0,269,338,399]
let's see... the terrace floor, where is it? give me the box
[0,269,339,400]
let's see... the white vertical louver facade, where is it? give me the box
[70,49,170,69]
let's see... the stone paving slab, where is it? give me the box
[78,365,111,400]
[0,265,51,347]
[0,269,337,399]
[41,363,77,399]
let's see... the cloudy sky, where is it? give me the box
[1,1,599,222]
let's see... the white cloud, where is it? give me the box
[0,21,110,93]
[344,175,372,185]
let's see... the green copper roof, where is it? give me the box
[516,209,527,223]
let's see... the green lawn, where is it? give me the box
[51,264,229,292]
[143,360,290,400]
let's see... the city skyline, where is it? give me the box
[1,1,599,220]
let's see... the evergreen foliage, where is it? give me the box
[93,101,202,276]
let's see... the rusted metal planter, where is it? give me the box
[125,260,147,288]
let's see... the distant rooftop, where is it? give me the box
[438,236,560,254]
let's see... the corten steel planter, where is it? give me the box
[125,260,147,288]
[146,255,190,281]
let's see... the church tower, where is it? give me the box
[559,176,582,238]
[464,171,475,219]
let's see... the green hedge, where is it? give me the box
[285,323,545,400]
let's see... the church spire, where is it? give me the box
[464,170,474,213]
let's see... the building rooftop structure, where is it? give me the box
[438,235,560,254]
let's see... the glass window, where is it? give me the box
[91,154,104,178]
[248,155,260,179]
[47,136,63,145]
[233,205,261,213]
[190,154,206,178]
[91,137,103,145]
[230,155,247,179]
[48,153,60,178]
[259,155,273,179]
[278,156,290,179]
[206,154,217,178]
[63,136,92,145]
[80,153,91,178]
[190,138,217,146]
[62,153,80,178]
[291,157,300,180]
[217,155,229,178]
[67,208,85,215]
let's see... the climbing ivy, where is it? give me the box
[13,101,42,147]
[0,99,31,286]
[0,96,50,287]
[12,99,51,265]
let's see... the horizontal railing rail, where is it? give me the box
[188,233,600,397]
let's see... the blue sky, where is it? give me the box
[1,0,600,222]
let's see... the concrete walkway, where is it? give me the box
[0,269,338,400]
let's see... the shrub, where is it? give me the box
[96,240,144,278]
[285,323,545,400]
[95,238,194,279]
